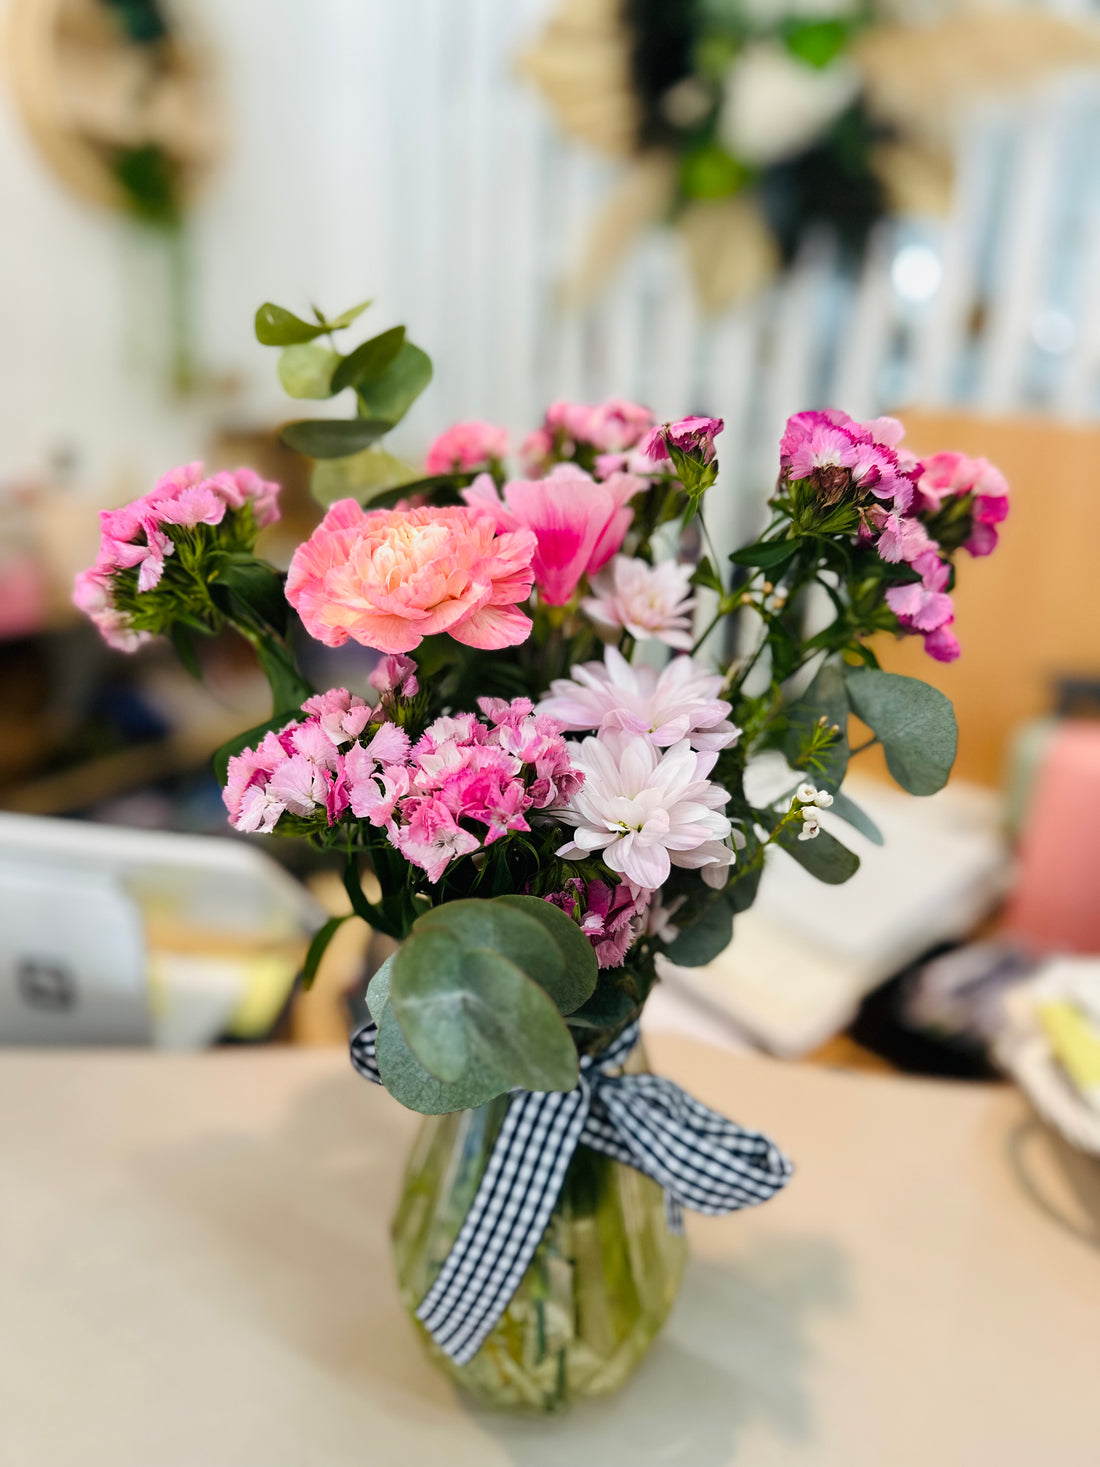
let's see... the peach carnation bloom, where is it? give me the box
[286,499,537,654]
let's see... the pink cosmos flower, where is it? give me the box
[640,416,724,465]
[425,420,509,475]
[285,499,537,653]
[556,731,734,891]
[540,646,740,752]
[581,555,696,649]
[462,464,640,606]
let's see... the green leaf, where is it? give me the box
[324,300,372,331]
[690,555,723,594]
[330,326,406,395]
[565,972,639,1033]
[311,446,420,509]
[492,894,598,1013]
[280,417,393,459]
[300,915,351,991]
[780,663,849,789]
[355,341,433,426]
[277,344,340,399]
[389,929,578,1092]
[776,826,860,884]
[828,788,884,846]
[665,895,733,967]
[845,669,957,796]
[255,303,328,346]
[213,556,287,634]
[412,899,567,1011]
[727,861,763,914]
[730,539,799,570]
[369,958,510,1113]
[253,638,313,716]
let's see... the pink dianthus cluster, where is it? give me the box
[425,420,509,476]
[520,398,654,475]
[72,462,281,651]
[545,877,650,969]
[224,688,584,887]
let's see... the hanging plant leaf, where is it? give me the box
[355,342,433,426]
[277,344,340,399]
[311,447,421,509]
[255,303,329,346]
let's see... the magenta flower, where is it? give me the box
[641,416,725,466]
[368,654,419,699]
[425,420,509,476]
[300,687,372,746]
[546,878,651,969]
[462,464,640,606]
[915,451,1010,556]
[780,409,918,510]
[392,801,481,883]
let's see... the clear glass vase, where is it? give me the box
[391,1042,687,1411]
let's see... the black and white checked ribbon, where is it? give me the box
[351,1018,792,1365]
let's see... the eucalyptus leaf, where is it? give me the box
[281,417,393,459]
[255,302,328,346]
[369,958,511,1113]
[846,669,957,796]
[277,343,340,399]
[311,447,420,509]
[330,326,406,394]
[776,826,860,884]
[828,788,884,846]
[413,899,569,1009]
[389,929,578,1092]
[325,299,372,330]
[355,341,433,425]
[665,895,733,967]
[492,894,598,1013]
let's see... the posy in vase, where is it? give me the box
[75,300,1008,1410]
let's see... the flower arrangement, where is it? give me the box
[73,298,1007,1401]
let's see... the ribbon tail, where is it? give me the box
[350,1020,382,1084]
[416,1081,592,1365]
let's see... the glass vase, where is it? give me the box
[391,1042,687,1411]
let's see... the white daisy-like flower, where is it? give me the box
[581,556,697,651]
[556,731,735,890]
[539,646,741,753]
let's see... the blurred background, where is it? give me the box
[0,0,1098,1143]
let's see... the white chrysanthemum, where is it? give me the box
[539,646,741,753]
[581,556,697,650]
[556,732,735,891]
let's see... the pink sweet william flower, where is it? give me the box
[425,420,509,475]
[869,508,937,566]
[463,464,640,606]
[546,878,651,969]
[71,569,151,652]
[885,550,954,633]
[285,499,537,653]
[556,731,735,891]
[915,451,1009,556]
[581,555,696,649]
[640,415,724,465]
[300,688,372,746]
[391,800,481,883]
[780,409,918,511]
[584,399,655,452]
[368,654,419,699]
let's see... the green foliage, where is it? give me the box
[330,326,406,394]
[354,342,433,425]
[665,894,733,967]
[681,142,752,200]
[299,915,351,991]
[369,958,512,1113]
[310,447,420,508]
[277,344,340,399]
[776,824,860,883]
[730,539,799,570]
[255,303,330,346]
[845,669,957,796]
[828,788,883,846]
[281,418,393,458]
[779,663,849,790]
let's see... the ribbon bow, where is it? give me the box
[351,1018,792,1365]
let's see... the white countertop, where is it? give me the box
[1,1037,1097,1466]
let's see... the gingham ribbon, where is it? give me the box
[351,1018,792,1364]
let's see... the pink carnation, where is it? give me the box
[285,499,537,653]
[462,464,640,606]
[300,687,372,746]
[391,800,481,884]
[546,878,650,969]
[425,420,509,475]
[640,416,724,465]
[368,654,419,699]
